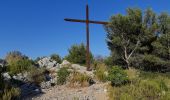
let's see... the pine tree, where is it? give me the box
[105,8,143,68]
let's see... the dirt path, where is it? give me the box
[32,83,108,100]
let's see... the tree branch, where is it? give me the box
[127,41,140,60]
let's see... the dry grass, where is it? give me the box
[94,63,108,82]
[125,68,139,80]
[107,70,170,100]
[67,71,90,88]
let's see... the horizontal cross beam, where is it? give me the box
[64,18,108,25]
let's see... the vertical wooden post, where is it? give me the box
[86,4,91,71]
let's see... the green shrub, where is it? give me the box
[50,54,62,63]
[57,67,70,85]
[108,66,129,86]
[65,43,93,65]
[5,51,28,65]
[7,59,33,75]
[94,63,108,82]
[28,67,46,85]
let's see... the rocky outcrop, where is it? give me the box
[37,57,59,68]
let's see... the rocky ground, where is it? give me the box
[31,83,109,100]
[1,57,109,100]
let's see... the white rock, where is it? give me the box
[48,66,60,72]
[71,64,82,70]
[2,72,11,80]
[38,57,58,68]
[71,64,94,78]
[60,60,71,67]
[12,73,28,81]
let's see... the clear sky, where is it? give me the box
[0,0,170,59]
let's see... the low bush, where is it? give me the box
[108,66,129,86]
[28,67,46,85]
[57,67,70,85]
[68,71,91,87]
[7,59,33,75]
[5,51,28,65]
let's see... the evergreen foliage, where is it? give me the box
[65,43,93,65]
[57,67,70,85]
[108,66,129,86]
[105,8,170,72]
[5,51,28,65]
[7,59,33,75]
[50,54,62,63]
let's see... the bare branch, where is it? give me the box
[127,41,140,60]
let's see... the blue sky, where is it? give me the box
[0,0,170,59]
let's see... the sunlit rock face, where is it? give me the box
[2,72,11,81]
[37,57,59,68]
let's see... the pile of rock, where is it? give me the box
[36,57,95,89]
[36,57,60,88]
[38,57,59,68]
[37,57,94,78]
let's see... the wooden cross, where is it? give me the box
[64,4,108,71]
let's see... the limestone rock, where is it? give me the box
[38,57,59,68]
[13,73,28,81]
[71,64,94,78]
[60,60,71,67]
[2,72,11,80]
